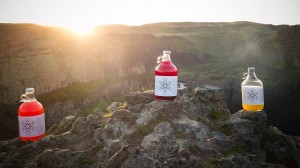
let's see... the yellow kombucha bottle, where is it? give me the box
[241,67,264,111]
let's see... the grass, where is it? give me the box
[36,72,154,117]
[37,80,104,107]
[37,71,152,108]
[96,100,111,111]
[81,100,111,117]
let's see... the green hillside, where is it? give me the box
[96,22,300,86]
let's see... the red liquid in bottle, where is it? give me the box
[155,60,178,101]
[18,100,45,141]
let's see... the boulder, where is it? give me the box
[232,110,267,137]
[136,100,183,125]
[124,90,154,105]
[171,115,209,141]
[127,103,144,113]
[47,115,76,135]
[220,117,260,155]
[262,126,299,168]
[106,102,122,113]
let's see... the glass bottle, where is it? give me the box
[18,88,45,141]
[155,50,178,101]
[241,67,264,111]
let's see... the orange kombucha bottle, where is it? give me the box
[18,88,45,141]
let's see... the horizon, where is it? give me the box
[0,0,299,35]
[0,20,296,37]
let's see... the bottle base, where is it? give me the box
[242,104,264,111]
[20,133,45,142]
[155,95,176,101]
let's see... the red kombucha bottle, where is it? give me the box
[18,88,45,141]
[155,50,178,101]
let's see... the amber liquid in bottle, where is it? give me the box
[242,86,264,111]
[241,67,264,111]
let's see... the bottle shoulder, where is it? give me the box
[241,78,263,86]
[155,61,177,73]
[18,100,44,116]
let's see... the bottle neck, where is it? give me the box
[25,92,36,102]
[247,68,257,80]
[162,54,171,62]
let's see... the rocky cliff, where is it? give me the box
[1,83,299,168]
[0,24,148,104]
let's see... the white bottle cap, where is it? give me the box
[25,88,35,92]
[163,50,171,54]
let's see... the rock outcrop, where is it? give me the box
[0,84,299,168]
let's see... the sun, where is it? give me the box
[65,24,96,36]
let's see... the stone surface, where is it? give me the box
[127,103,144,113]
[221,117,260,155]
[104,110,138,139]
[46,101,81,128]
[171,115,209,140]
[179,84,231,122]
[262,126,299,168]
[186,81,199,91]
[0,84,299,168]
[124,90,154,105]
[232,110,267,136]
[217,154,261,168]
[106,102,122,113]
[136,100,183,125]
[47,115,76,135]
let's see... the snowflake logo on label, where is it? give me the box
[159,78,172,94]
[21,118,36,135]
[247,88,258,103]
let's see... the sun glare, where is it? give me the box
[66,24,95,36]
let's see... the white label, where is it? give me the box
[242,86,264,105]
[18,113,45,137]
[155,75,178,96]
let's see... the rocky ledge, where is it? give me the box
[0,83,299,168]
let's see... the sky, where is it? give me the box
[0,0,299,35]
